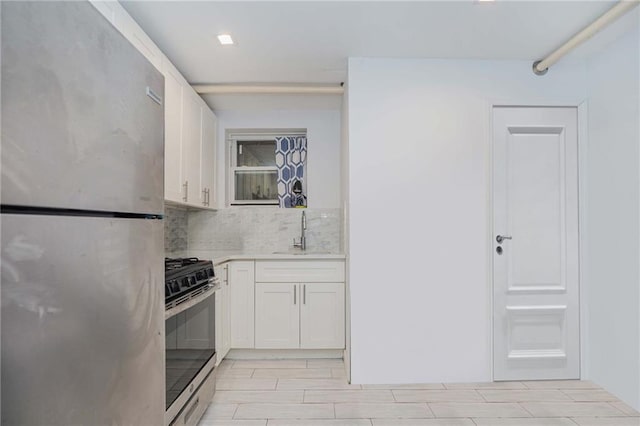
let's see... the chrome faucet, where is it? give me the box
[293,211,307,251]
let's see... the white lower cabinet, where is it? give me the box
[255,283,300,349]
[229,261,255,349]
[255,282,345,350]
[215,263,231,365]
[300,283,345,349]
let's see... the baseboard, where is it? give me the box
[227,349,343,360]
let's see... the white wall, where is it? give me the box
[347,58,588,384]
[585,26,640,409]
[214,108,342,209]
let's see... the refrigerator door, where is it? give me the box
[1,2,164,215]
[1,214,164,425]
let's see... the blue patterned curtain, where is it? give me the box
[275,136,307,208]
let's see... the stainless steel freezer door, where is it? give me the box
[1,214,165,425]
[1,2,164,215]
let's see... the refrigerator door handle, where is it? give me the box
[145,87,163,105]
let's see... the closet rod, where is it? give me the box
[533,0,639,75]
[192,84,344,95]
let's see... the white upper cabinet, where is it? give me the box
[179,92,217,209]
[200,107,217,208]
[162,57,186,204]
[89,1,218,210]
[181,89,203,206]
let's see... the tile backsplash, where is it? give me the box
[165,205,342,258]
[165,206,188,254]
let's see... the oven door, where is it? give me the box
[165,282,218,425]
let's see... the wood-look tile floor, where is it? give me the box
[198,359,640,426]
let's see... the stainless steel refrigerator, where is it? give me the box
[1,2,165,424]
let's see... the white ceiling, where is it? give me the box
[121,0,636,110]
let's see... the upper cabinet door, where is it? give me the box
[1,2,164,214]
[199,107,217,208]
[162,57,186,204]
[181,90,203,206]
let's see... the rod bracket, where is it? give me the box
[532,60,548,76]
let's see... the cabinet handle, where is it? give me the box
[202,188,207,206]
[183,396,199,424]
[303,284,306,304]
[182,181,188,202]
[207,188,211,206]
[293,285,297,305]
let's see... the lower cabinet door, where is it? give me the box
[229,261,255,348]
[215,282,230,364]
[222,277,232,358]
[300,283,345,349]
[215,286,223,365]
[255,283,300,349]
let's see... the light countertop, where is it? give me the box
[169,250,346,266]
[212,253,346,266]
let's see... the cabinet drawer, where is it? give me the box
[255,260,345,283]
[170,369,216,426]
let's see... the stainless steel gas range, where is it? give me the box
[165,257,220,426]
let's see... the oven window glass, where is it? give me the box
[165,295,216,409]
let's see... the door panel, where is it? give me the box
[493,107,579,381]
[255,283,299,349]
[1,2,164,214]
[1,214,164,425]
[508,129,565,291]
[300,283,345,349]
[229,261,255,348]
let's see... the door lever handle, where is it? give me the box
[496,235,512,244]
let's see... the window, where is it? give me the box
[228,129,306,206]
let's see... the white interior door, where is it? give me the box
[493,106,580,381]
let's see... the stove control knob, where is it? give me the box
[165,284,171,297]
[189,276,196,285]
[181,277,190,288]
[171,281,180,292]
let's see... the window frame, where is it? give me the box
[226,128,307,207]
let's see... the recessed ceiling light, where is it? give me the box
[217,34,234,45]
